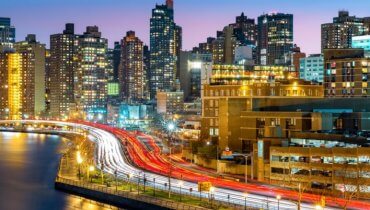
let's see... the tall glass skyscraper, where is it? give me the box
[0,17,16,50]
[149,0,182,99]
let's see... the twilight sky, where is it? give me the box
[2,0,370,54]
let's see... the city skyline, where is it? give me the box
[2,0,370,54]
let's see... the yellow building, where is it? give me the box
[7,53,22,120]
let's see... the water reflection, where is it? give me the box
[0,132,118,210]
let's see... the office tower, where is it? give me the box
[0,52,8,118]
[149,0,182,99]
[299,54,324,83]
[0,17,15,50]
[212,26,237,64]
[50,23,77,119]
[14,34,46,116]
[321,11,370,51]
[106,48,115,82]
[119,31,144,102]
[257,13,293,65]
[75,26,108,120]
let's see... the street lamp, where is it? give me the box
[88,165,94,182]
[243,192,248,210]
[209,186,215,206]
[315,204,323,210]
[76,151,83,180]
[276,195,281,210]
[178,180,184,201]
[128,173,133,192]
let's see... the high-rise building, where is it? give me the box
[14,34,46,116]
[230,12,257,46]
[212,26,237,64]
[299,54,324,83]
[119,31,144,102]
[0,50,43,120]
[149,0,182,99]
[0,17,15,50]
[113,41,121,81]
[321,11,370,51]
[50,23,77,119]
[193,37,215,54]
[75,26,108,121]
[257,13,293,65]
[45,49,51,115]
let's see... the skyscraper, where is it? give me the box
[149,0,182,99]
[0,17,15,50]
[257,13,293,65]
[14,34,46,116]
[212,26,237,64]
[321,11,370,51]
[75,26,108,120]
[119,31,144,102]
[230,12,257,46]
[50,23,77,119]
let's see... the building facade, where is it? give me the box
[149,0,182,99]
[75,26,108,121]
[321,11,370,51]
[0,17,15,50]
[49,23,77,119]
[157,90,184,115]
[352,35,370,58]
[299,54,324,83]
[257,13,294,65]
[119,31,144,102]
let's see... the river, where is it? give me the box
[0,132,119,210]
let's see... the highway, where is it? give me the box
[0,120,368,210]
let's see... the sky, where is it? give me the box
[2,0,370,54]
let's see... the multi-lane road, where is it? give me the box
[1,120,369,210]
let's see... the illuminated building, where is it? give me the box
[270,132,370,198]
[149,0,182,99]
[75,26,108,121]
[299,54,324,83]
[7,53,22,120]
[14,34,46,116]
[211,64,297,85]
[212,26,237,64]
[0,52,8,118]
[321,11,370,51]
[119,31,144,102]
[324,49,370,97]
[230,12,257,46]
[157,90,184,115]
[0,17,15,50]
[179,52,212,101]
[50,23,77,119]
[352,35,370,57]
[257,13,293,65]
[193,37,215,54]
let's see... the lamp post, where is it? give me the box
[128,173,133,192]
[276,195,281,210]
[243,193,248,210]
[76,151,83,180]
[153,178,156,196]
[179,180,183,202]
[88,165,94,183]
[114,169,118,192]
[209,186,215,206]
[167,122,176,199]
